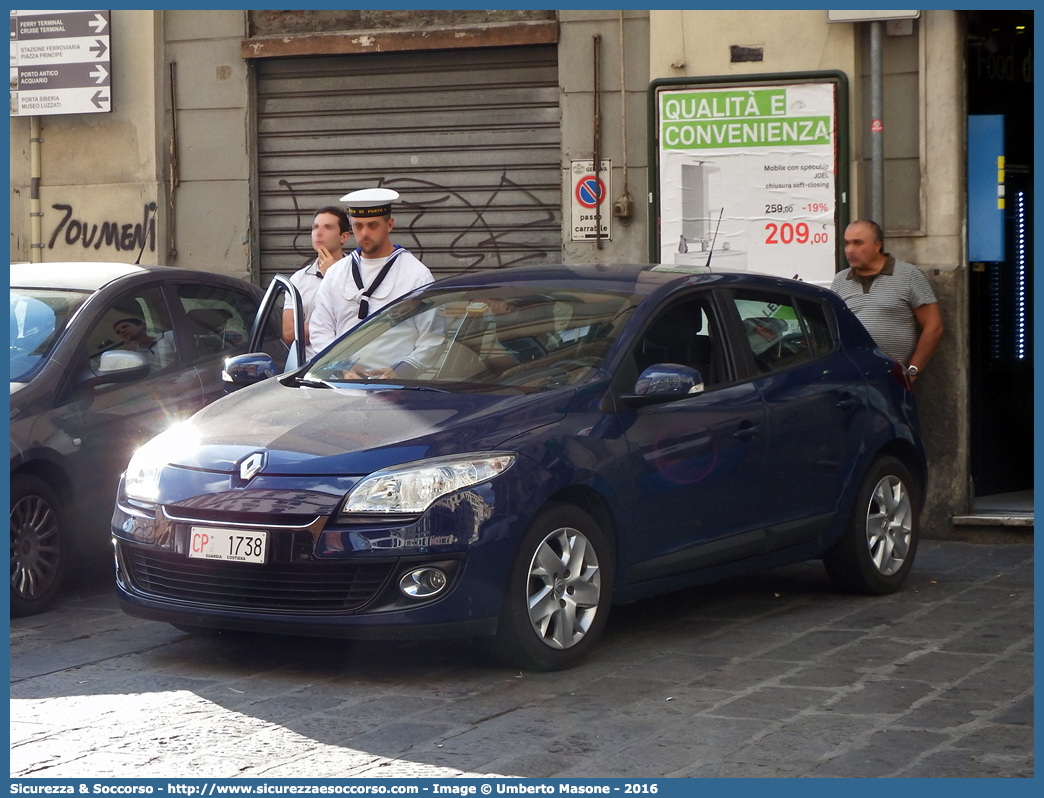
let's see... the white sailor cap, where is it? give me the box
[339,187,399,217]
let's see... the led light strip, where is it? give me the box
[1015,191,1026,360]
[989,264,1001,361]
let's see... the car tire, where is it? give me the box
[10,474,66,617]
[824,455,919,595]
[486,502,614,671]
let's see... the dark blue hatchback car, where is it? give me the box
[113,264,926,670]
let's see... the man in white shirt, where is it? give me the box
[281,205,351,360]
[309,188,434,362]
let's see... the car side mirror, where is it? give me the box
[222,353,277,389]
[622,363,704,407]
[92,350,151,384]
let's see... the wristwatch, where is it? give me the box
[905,364,919,377]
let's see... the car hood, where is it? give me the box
[169,378,575,475]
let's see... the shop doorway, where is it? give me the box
[966,11,1033,506]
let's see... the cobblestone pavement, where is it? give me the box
[9,541,1033,778]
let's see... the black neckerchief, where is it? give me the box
[350,246,403,319]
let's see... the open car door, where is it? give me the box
[223,275,305,387]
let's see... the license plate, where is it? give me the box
[188,526,267,563]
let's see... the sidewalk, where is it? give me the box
[10,540,1034,778]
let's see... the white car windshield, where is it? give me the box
[306,286,637,393]
[10,287,91,381]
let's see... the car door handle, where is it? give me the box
[836,395,861,411]
[733,423,762,441]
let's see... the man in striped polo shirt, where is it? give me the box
[831,219,944,382]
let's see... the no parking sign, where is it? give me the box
[570,160,611,242]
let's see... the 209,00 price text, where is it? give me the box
[764,222,829,245]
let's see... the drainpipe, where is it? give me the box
[592,34,602,251]
[29,116,43,262]
[168,61,180,261]
[613,10,634,225]
[870,21,884,226]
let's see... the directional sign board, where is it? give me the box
[10,9,111,116]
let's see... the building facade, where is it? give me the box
[9,9,1033,536]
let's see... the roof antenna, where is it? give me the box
[134,202,157,265]
[703,208,724,270]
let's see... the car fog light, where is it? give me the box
[399,567,448,598]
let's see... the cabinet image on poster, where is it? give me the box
[656,81,840,284]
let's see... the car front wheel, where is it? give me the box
[486,502,613,671]
[10,474,66,617]
[824,455,919,595]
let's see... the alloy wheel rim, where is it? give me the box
[525,526,601,650]
[10,494,61,600]
[865,475,912,576]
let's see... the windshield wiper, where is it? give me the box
[390,383,450,393]
[286,374,335,389]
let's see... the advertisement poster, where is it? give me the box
[657,82,837,284]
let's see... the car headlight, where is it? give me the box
[339,452,515,517]
[123,422,199,503]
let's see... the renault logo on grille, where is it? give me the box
[238,451,265,483]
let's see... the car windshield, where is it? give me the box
[10,287,92,381]
[306,285,638,392]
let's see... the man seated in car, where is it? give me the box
[112,317,176,368]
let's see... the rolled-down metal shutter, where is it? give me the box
[255,45,561,285]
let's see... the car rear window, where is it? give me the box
[730,289,835,374]
[795,297,836,358]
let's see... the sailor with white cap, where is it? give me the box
[308,187,434,355]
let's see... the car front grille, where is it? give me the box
[123,549,395,613]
